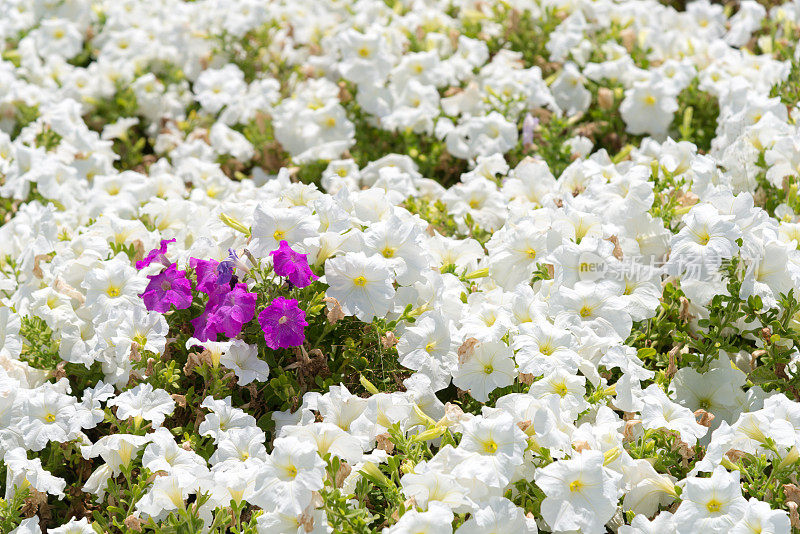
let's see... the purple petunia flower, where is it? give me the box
[190,257,221,294]
[191,283,257,341]
[270,241,318,288]
[216,249,242,286]
[189,309,218,342]
[136,239,176,269]
[258,297,308,349]
[139,263,192,313]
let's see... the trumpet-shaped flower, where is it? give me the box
[452,340,516,402]
[249,436,326,514]
[139,263,193,313]
[258,297,308,350]
[673,466,748,533]
[534,450,623,534]
[270,240,317,288]
[325,252,395,322]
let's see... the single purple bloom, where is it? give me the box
[258,297,308,349]
[139,263,192,313]
[191,283,257,341]
[216,249,239,286]
[136,239,176,269]
[269,241,318,288]
[190,257,221,294]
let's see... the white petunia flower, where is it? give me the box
[325,252,396,322]
[220,339,270,386]
[108,383,175,428]
[452,340,516,402]
[673,466,748,533]
[534,450,623,534]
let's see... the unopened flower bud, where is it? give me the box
[413,426,445,442]
[777,446,800,471]
[359,375,379,395]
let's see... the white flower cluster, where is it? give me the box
[2,0,800,533]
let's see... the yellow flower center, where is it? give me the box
[484,439,498,453]
[286,465,298,479]
[107,285,120,298]
[425,341,436,353]
[353,276,367,287]
[579,305,592,318]
[44,413,56,423]
[382,247,396,258]
[273,229,285,241]
[337,168,348,177]
[526,248,536,259]
[358,46,370,58]
[706,499,722,513]
[553,382,568,397]
[569,479,583,492]
[644,95,656,105]
[278,316,288,325]
[324,117,336,128]
[483,364,494,375]
[623,282,634,296]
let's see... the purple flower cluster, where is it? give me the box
[258,241,316,348]
[191,283,257,341]
[188,256,257,341]
[138,240,316,348]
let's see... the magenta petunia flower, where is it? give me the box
[190,257,221,294]
[191,283,257,341]
[258,297,308,349]
[189,309,218,342]
[136,239,176,269]
[139,263,192,313]
[270,241,318,288]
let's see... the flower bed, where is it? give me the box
[2,0,800,533]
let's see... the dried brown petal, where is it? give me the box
[457,337,480,364]
[124,515,143,532]
[694,409,715,428]
[606,235,623,260]
[598,88,614,110]
[375,432,395,454]
[324,297,345,325]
